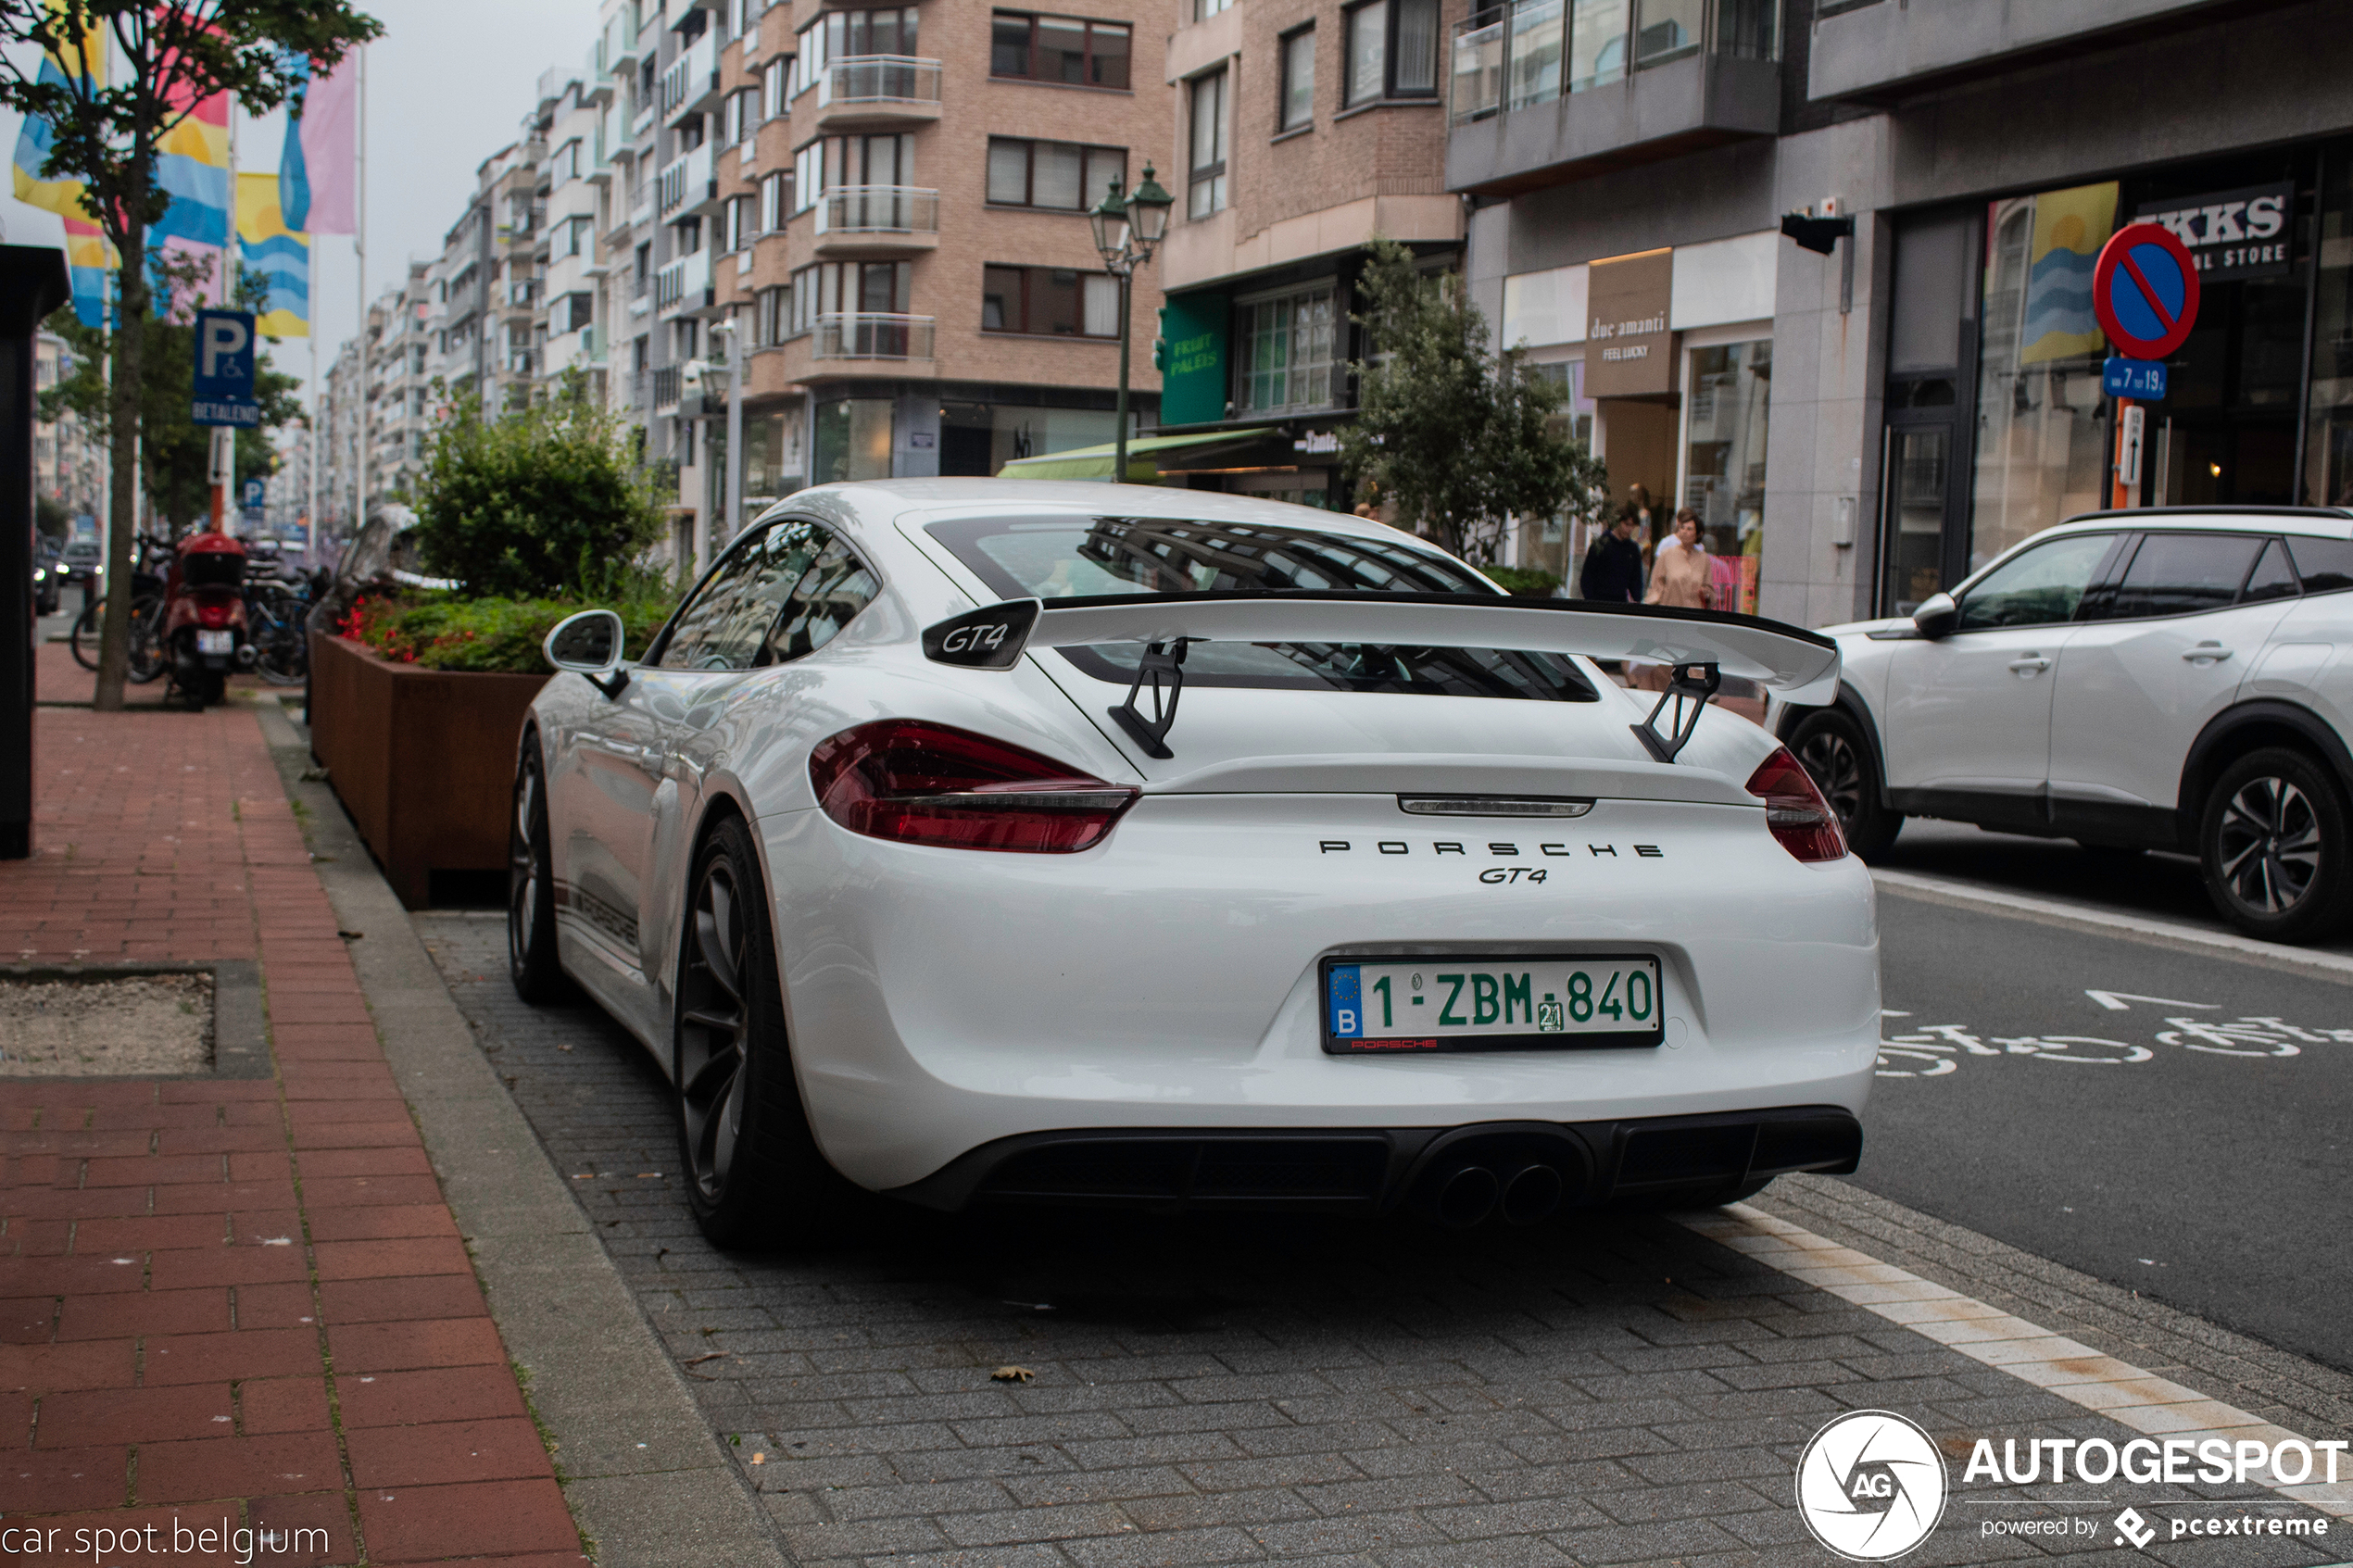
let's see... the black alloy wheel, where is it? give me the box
[674,815,859,1250]
[1786,709,1903,860]
[2199,747,2353,944]
[508,740,568,1003]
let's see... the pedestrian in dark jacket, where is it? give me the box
[1579,514,1644,603]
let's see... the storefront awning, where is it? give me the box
[995,427,1278,483]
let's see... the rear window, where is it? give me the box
[2285,535,2353,595]
[926,515,1599,702]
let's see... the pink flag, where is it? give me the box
[298,50,358,234]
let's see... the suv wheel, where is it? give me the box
[1787,709,1903,860]
[2198,747,2353,943]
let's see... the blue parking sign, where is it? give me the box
[191,308,261,427]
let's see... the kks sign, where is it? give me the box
[2132,181,2293,282]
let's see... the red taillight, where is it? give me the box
[195,600,233,629]
[810,721,1139,854]
[1745,746,1847,863]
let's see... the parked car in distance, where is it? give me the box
[58,538,103,585]
[1781,506,2353,943]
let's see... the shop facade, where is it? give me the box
[1453,0,2353,628]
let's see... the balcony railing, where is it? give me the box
[654,248,712,314]
[812,185,940,237]
[814,56,943,109]
[813,312,935,361]
[1451,0,1776,125]
[657,141,715,218]
[652,365,681,408]
[660,29,720,123]
[509,351,539,377]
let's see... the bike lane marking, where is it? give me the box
[1677,1203,2353,1521]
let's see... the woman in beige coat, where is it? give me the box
[1644,510,1714,611]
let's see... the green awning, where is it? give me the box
[995,427,1277,483]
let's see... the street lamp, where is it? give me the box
[1091,163,1175,485]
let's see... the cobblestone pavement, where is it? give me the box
[417,912,2341,1568]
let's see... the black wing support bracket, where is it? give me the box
[1107,639,1195,760]
[1630,661,1720,764]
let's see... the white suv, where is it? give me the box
[1780,508,2353,943]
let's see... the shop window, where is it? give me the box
[2309,157,2353,505]
[991,12,1132,89]
[1188,69,1227,219]
[1680,339,1769,615]
[986,138,1126,211]
[813,397,895,483]
[1238,287,1337,414]
[983,265,1120,337]
[1969,182,2120,574]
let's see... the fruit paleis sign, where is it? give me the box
[2132,182,2294,282]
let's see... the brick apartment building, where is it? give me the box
[1150,0,1466,508]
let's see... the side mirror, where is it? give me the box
[1912,592,1959,639]
[544,608,629,696]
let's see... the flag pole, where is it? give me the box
[210,106,239,533]
[353,44,367,552]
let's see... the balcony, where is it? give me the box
[1808,0,2233,104]
[652,365,680,409]
[1446,0,1780,195]
[626,180,653,228]
[655,248,713,317]
[661,29,721,126]
[813,312,935,362]
[811,56,942,131]
[657,140,718,220]
[812,186,940,255]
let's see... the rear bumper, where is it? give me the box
[888,1105,1862,1215]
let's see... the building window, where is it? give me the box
[757,284,786,345]
[792,141,824,212]
[761,56,788,117]
[812,6,916,66]
[1344,0,1438,106]
[724,195,748,251]
[1279,27,1315,131]
[990,12,1132,89]
[555,140,582,183]
[986,137,1126,211]
[1194,0,1230,16]
[1239,286,1337,413]
[760,170,787,231]
[1188,69,1227,219]
[982,265,1121,337]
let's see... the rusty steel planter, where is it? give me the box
[308,633,549,909]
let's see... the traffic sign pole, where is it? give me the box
[2113,398,2140,508]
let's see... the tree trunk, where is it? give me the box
[94,218,149,712]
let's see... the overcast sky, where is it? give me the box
[2,0,591,419]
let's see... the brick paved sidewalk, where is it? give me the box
[1,698,585,1566]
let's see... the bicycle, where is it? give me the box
[245,578,312,686]
[69,591,168,684]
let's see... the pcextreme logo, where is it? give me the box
[1794,1411,1950,1562]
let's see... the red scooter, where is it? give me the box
[162,531,255,707]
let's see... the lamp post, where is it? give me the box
[1090,164,1174,485]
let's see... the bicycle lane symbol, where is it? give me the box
[1871,997,2349,1078]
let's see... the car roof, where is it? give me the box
[2042,506,2353,541]
[761,478,1436,550]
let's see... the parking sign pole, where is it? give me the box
[2112,396,2137,509]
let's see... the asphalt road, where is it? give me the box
[1863,879,2353,1373]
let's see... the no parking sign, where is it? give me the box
[2093,222,2200,360]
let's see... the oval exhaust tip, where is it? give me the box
[1500,1164,1565,1225]
[1435,1165,1500,1228]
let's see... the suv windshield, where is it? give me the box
[926,515,1599,702]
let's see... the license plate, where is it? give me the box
[195,630,233,655]
[1322,954,1664,1053]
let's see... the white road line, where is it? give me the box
[1679,1203,2353,1521]
[1871,868,2353,978]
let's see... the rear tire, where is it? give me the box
[508,740,569,1003]
[1787,709,1903,860]
[675,816,862,1250]
[2198,747,2353,944]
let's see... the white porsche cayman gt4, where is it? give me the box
[510,481,1880,1248]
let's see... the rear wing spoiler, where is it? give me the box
[920,591,1840,763]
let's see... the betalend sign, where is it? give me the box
[2093,223,2200,361]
